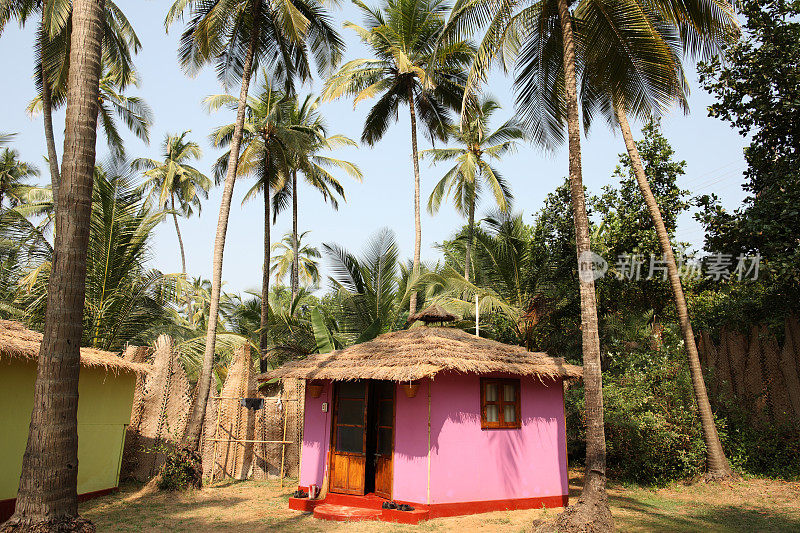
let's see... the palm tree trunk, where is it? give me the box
[554,0,611,528]
[615,104,732,479]
[171,194,187,275]
[465,192,475,283]
[407,86,422,315]
[291,169,299,301]
[40,27,61,217]
[260,152,271,373]
[5,0,104,528]
[183,0,262,449]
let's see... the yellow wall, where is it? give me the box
[0,359,136,501]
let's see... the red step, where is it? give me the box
[313,503,382,522]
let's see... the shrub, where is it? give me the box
[156,446,202,491]
[566,359,707,486]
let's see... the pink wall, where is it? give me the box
[298,380,331,488]
[428,372,568,503]
[298,373,568,504]
[392,380,430,502]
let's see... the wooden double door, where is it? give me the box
[329,380,394,498]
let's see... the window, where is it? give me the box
[480,378,521,429]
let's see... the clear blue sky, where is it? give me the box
[0,2,749,295]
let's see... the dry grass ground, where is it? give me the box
[81,471,800,532]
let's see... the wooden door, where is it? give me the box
[373,381,394,499]
[329,381,368,495]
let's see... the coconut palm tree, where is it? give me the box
[321,0,473,315]
[270,231,321,288]
[134,132,211,275]
[0,149,39,209]
[207,76,309,370]
[277,94,362,301]
[422,96,521,281]
[0,132,14,147]
[322,227,406,344]
[575,0,738,478]
[4,0,106,526]
[166,0,345,448]
[439,0,611,523]
[0,0,141,214]
[27,64,153,161]
[439,0,740,520]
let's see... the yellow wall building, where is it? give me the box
[0,320,148,521]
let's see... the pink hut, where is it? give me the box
[259,306,582,524]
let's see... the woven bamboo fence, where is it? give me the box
[120,335,304,483]
[121,335,192,481]
[698,315,800,425]
[202,344,258,481]
[201,345,304,482]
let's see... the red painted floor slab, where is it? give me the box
[312,504,383,522]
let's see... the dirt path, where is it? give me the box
[81,472,800,532]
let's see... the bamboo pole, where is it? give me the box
[279,403,289,488]
[207,439,293,444]
[210,397,222,483]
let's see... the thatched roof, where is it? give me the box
[408,304,458,324]
[0,320,150,375]
[259,327,581,382]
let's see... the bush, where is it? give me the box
[566,351,800,485]
[566,359,707,486]
[156,447,202,491]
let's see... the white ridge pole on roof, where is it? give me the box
[475,294,479,337]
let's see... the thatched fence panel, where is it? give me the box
[699,316,800,425]
[203,345,258,481]
[121,335,192,481]
[780,316,800,420]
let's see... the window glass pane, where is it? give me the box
[503,383,515,402]
[378,427,392,455]
[503,404,516,424]
[336,426,364,453]
[486,404,499,422]
[338,381,366,399]
[379,400,393,426]
[485,383,498,402]
[378,382,394,399]
[337,399,364,425]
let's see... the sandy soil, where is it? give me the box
[80,471,800,532]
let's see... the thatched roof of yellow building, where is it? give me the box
[259,326,581,382]
[0,320,150,375]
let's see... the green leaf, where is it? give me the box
[311,308,336,353]
[354,318,381,345]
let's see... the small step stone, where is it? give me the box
[313,503,383,522]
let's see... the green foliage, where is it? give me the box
[156,446,202,491]
[0,148,39,209]
[696,0,800,323]
[5,161,179,350]
[270,231,321,288]
[567,355,708,485]
[321,0,473,145]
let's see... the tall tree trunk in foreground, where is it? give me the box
[171,194,187,275]
[615,104,732,479]
[260,153,271,373]
[183,0,262,449]
[291,169,299,301]
[3,0,104,529]
[40,37,61,217]
[465,192,475,283]
[551,0,612,529]
[407,87,422,315]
